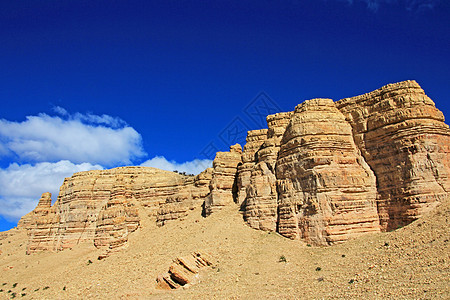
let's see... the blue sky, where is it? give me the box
[1,0,449,230]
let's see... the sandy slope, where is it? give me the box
[0,199,449,299]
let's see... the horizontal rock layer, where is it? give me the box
[336,80,450,230]
[21,167,212,255]
[15,80,450,254]
[237,80,449,244]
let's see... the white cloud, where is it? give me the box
[140,156,212,175]
[0,160,103,221]
[0,112,145,167]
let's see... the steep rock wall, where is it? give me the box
[22,167,212,255]
[15,80,450,254]
[241,112,292,231]
[203,144,242,216]
[336,80,450,230]
[276,99,380,244]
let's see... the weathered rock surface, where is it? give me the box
[203,144,242,216]
[239,112,292,231]
[337,80,450,231]
[11,80,450,254]
[22,167,213,255]
[276,99,380,244]
[156,252,213,290]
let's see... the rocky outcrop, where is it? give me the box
[13,80,450,254]
[337,80,450,231]
[156,168,212,226]
[23,167,213,255]
[240,112,292,231]
[94,176,140,259]
[236,129,268,206]
[17,193,60,254]
[276,99,380,244]
[156,252,213,290]
[203,144,242,216]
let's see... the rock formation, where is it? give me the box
[275,99,380,244]
[15,80,450,254]
[203,144,242,216]
[156,252,213,290]
[336,80,450,230]
[20,167,213,255]
[238,112,293,231]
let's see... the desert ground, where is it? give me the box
[1,198,449,299]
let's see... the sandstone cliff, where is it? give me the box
[20,167,212,256]
[336,80,450,230]
[17,80,450,254]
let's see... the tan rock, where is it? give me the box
[203,144,242,216]
[337,80,450,231]
[242,112,292,231]
[156,252,213,289]
[24,167,213,254]
[13,79,449,256]
[276,98,380,245]
[236,130,268,206]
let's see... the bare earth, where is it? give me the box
[1,198,449,299]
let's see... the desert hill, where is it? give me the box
[0,196,448,299]
[0,80,449,298]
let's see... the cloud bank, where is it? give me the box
[0,108,214,223]
[141,156,212,175]
[0,111,144,167]
[0,160,103,221]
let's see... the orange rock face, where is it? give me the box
[236,80,448,244]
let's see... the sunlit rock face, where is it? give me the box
[337,80,450,231]
[17,80,450,254]
[236,80,449,244]
[275,99,380,245]
[21,167,212,256]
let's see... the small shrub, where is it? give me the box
[34,288,39,292]
[87,260,92,265]
[12,283,17,288]
[349,279,355,284]
[0,289,3,292]
[63,286,66,291]
[306,244,311,247]
[317,277,324,282]
[21,293,26,297]
[43,286,49,290]
[279,255,287,263]
[21,288,26,291]
[2,283,6,286]
[315,267,321,271]
[342,254,346,258]
[11,292,17,298]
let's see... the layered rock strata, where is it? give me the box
[240,112,292,231]
[276,99,380,244]
[236,129,268,207]
[156,252,213,290]
[203,144,242,216]
[336,80,450,230]
[13,80,450,253]
[22,167,212,254]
